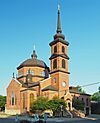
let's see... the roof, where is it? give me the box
[49,38,69,46]
[17,50,49,70]
[17,58,48,69]
[42,85,58,91]
[29,82,40,87]
[13,78,22,85]
[49,53,69,60]
[40,77,51,83]
[21,81,40,88]
[70,91,91,96]
[20,88,36,92]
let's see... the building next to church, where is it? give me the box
[5,6,91,115]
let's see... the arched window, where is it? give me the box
[31,70,34,75]
[54,77,56,83]
[62,59,65,68]
[26,70,29,75]
[62,46,65,53]
[23,93,25,109]
[54,46,57,53]
[46,92,49,97]
[18,71,23,77]
[42,71,45,77]
[86,98,89,106]
[53,59,57,69]
[30,93,34,108]
[11,92,15,105]
[27,70,34,75]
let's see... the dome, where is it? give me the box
[17,50,49,70]
[54,33,65,40]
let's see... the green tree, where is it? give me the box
[47,97,66,113]
[98,87,100,93]
[91,92,100,101]
[77,85,86,94]
[0,95,6,111]
[31,96,48,111]
[72,98,84,111]
[31,96,66,116]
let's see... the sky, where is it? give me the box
[0,0,100,96]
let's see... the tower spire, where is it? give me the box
[57,4,62,33]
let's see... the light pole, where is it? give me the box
[60,105,63,117]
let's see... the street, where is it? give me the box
[0,117,100,123]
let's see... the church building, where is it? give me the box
[5,6,91,115]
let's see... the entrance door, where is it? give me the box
[68,102,71,111]
[86,107,89,115]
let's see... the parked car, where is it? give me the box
[41,110,53,118]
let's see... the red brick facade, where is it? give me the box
[5,6,91,115]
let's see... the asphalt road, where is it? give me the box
[0,118,14,123]
[55,119,100,123]
[0,118,100,123]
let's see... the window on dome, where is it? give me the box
[62,59,65,68]
[54,45,57,53]
[18,71,23,77]
[31,70,34,75]
[62,46,65,53]
[26,70,29,75]
[42,71,45,77]
[26,70,34,75]
[53,59,57,69]
[11,92,15,105]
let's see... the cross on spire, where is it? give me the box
[31,50,37,59]
[57,4,62,33]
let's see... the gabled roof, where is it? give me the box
[42,85,58,91]
[40,77,51,83]
[20,88,36,92]
[21,81,40,88]
[29,82,40,87]
[13,78,22,85]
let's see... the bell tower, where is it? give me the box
[49,5,70,98]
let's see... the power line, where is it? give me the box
[80,82,100,87]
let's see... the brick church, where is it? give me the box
[5,6,91,115]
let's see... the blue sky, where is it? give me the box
[0,0,100,95]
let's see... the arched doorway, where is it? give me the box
[68,102,71,110]
[66,98,72,111]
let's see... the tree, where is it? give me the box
[47,97,66,113]
[91,92,100,102]
[72,98,84,111]
[98,87,100,93]
[0,95,6,111]
[77,85,86,94]
[31,96,66,116]
[31,96,48,111]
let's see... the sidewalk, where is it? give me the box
[86,114,100,120]
[47,117,85,122]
